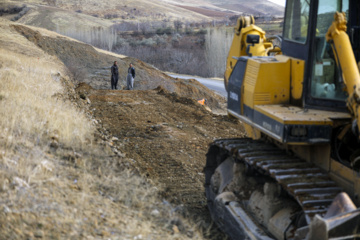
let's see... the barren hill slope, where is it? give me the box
[3,0,283,32]
[0,17,246,239]
[207,0,284,16]
[161,0,284,17]
[3,0,212,25]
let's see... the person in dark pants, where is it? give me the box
[111,61,119,90]
[126,63,135,90]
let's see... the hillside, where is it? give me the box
[2,0,212,29]
[161,0,284,17]
[2,0,283,31]
[0,17,246,239]
[210,0,284,17]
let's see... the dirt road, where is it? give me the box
[77,83,245,233]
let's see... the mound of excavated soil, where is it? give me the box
[12,24,225,110]
[76,83,245,228]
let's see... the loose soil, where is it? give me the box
[77,84,245,223]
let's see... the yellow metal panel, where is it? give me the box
[224,24,270,87]
[331,159,355,183]
[243,59,259,108]
[255,104,351,125]
[243,122,261,139]
[290,58,305,101]
[243,57,291,108]
[254,93,271,102]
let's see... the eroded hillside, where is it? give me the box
[0,18,246,239]
[11,23,225,109]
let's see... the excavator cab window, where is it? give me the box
[310,0,349,100]
[283,0,310,43]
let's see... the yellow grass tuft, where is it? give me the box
[0,48,93,149]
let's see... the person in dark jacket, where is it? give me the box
[126,63,135,90]
[111,61,119,90]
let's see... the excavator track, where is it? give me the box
[204,138,343,238]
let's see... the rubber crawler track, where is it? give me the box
[207,138,342,223]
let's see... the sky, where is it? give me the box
[268,0,286,6]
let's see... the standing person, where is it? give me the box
[127,63,135,90]
[111,61,119,90]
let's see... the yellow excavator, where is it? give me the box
[204,0,360,239]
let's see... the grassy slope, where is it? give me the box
[161,0,284,16]
[18,5,113,31]
[6,0,212,25]
[206,0,284,16]
[0,18,203,239]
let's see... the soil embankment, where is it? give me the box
[2,18,247,239]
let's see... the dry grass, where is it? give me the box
[7,0,210,26]
[0,49,93,149]
[0,18,206,239]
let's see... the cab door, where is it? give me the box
[227,57,249,116]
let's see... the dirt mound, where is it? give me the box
[13,24,225,110]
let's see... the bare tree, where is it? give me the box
[173,20,183,32]
[205,27,233,77]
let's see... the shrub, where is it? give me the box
[197,28,208,35]
[139,38,156,46]
[11,6,30,21]
[156,27,173,35]
[174,20,183,32]
[115,38,128,48]
[112,22,138,32]
[185,27,194,35]
[153,34,167,46]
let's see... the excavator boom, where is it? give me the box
[326,12,360,135]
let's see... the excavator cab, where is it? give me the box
[282,0,350,108]
[226,0,359,145]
